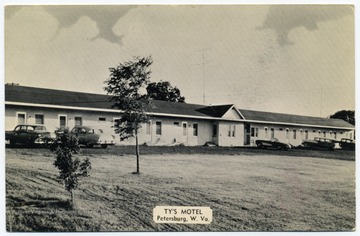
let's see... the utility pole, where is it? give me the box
[196,47,211,104]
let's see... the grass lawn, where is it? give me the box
[5,146,355,232]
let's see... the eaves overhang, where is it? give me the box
[244,119,355,131]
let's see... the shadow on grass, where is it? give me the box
[8,195,73,210]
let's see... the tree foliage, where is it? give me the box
[329,110,355,125]
[50,129,91,204]
[104,56,153,174]
[146,81,185,102]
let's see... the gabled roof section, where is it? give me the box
[239,109,354,129]
[195,104,234,117]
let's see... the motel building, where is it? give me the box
[5,84,355,147]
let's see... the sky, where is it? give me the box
[4,4,355,118]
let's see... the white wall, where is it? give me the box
[248,123,354,147]
[5,105,354,147]
[5,106,216,146]
[217,121,244,147]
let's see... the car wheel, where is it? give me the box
[9,139,15,147]
[86,142,94,148]
[101,144,108,149]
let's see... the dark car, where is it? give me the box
[302,137,335,151]
[5,124,53,147]
[255,138,291,150]
[70,126,116,148]
[338,138,355,150]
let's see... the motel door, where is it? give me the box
[244,123,251,145]
[59,115,67,129]
[182,122,188,143]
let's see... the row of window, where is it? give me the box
[152,121,199,136]
[251,126,347,140]
[17,113,110,127]
[17,113,85,127]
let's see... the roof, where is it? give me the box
[5,84,355,129]
[5,85,232,119]
[239,109,354,129]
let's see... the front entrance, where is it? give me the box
[244,123,251,145]
[181,122,188,143]
[59,115,67,129]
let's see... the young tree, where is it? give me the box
[50,129,91,206]
[146,81,185,102]
[104,56,153,174]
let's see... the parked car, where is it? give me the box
[338,138,355,150]
[5,124,53,147]
[302,137,335,151]
[70,126,116,148]
[255,138,291,150]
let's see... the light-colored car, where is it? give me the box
[70,126,116,148]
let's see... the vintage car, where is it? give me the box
[5,124,53,146]
[301,137,335,151]
[255,138,291,150]
[70,126,116,148]
[338,138,355,150]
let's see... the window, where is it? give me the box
[182,123,187,136]
[323,131,326,138]
[305,130,308,140]
[193,124,198,136]
[300,129,303,139]
[59,115,67,128]
[270,128,275,139]
[17,113,26,125]
[146,121,151,135]
[99,117,106,122]
[75,116,82,126]
[156,121,162,135]
[174,122,180,126]
[228,125,236,137]
[213,124,217,137]
[285,128,289,139]
[334,132,337,140]
[251,127,258,137]
[35,114,44,125]
[293,130,296,139]
[112,118,121,127]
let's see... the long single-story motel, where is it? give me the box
[5,84,355,147]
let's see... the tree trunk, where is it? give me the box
[135,128,140,174]
[70,190,74,207]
